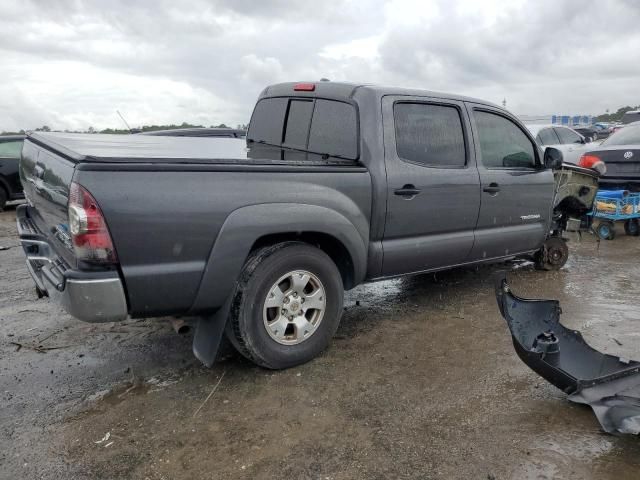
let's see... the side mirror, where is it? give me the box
[544,147,563,170]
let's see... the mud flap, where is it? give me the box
[495,272,640,435]
[192,296,232,367]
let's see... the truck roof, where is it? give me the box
[261,81,502,109]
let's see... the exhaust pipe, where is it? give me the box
[169,318,190,335]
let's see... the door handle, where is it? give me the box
[394,184,421,198]
[483,183,500,194]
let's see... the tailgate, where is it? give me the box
[20,137,76,266]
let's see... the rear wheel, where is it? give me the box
[0,187,7,211]
[624,219,640,236]
[597,221,616,240]
[534,237,569,271]
[226,242,344,369]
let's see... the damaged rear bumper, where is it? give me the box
[17,204,128,323]
[495,272,640,435]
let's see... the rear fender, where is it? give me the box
[188,203,368,313]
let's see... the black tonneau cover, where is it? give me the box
[27,132,362,167]
[28,132,249,164]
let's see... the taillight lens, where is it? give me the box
[578,154,607,175]
[68,182,117,264]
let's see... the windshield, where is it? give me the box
[602,123,640,146]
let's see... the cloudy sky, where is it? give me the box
[1,0,639,131]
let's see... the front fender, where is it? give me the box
[188,203,368,313]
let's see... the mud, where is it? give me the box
[1,204,640,479]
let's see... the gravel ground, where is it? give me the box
[2,203,640,479]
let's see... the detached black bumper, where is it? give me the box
[16,204,128,323]
[495,273,640,435]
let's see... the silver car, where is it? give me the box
[527,124,595,164]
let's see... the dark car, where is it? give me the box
[573,126,599,143]
[580,121,640,190]
[593,123,613,139]
[0,135,25,209]
[621,111,640,125]
[140,127,246,138]
[17,81,597,369]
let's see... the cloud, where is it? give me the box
[0,0,639,131]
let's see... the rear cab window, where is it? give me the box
[0,140,24,158]
[247,97,358,161]
[393,102,466,168]
[474,111,537,169]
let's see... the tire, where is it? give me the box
[597,221,616,240]
[624,219,640,236]
[534,237,569,271]
[225,242,344,369]
[0,187,7,211]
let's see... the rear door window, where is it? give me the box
[307,99,358,159]
[393,103,466,168]
[554,127,583,144]
[0,140,24,157]
[474,111,537,169]
[536,128,560,146]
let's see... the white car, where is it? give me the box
[527,124,595,164]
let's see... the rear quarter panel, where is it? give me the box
[73,166,372,316]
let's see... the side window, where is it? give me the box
[537,128,560,146]
[283,99,313,149]
[393,103,466,167]
[474,111,537,169]
[308,100,358,159]
[0,140,24,157]
[247,98,288,144]
[554,127,582,144]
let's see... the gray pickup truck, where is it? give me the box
[17,81,598,369]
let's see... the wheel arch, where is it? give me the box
[188,203,368,313]
[250,231,356,289]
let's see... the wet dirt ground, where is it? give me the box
[2,204,640,480]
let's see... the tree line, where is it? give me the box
[594,105,640,123]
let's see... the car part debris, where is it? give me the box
[495,272,640,435]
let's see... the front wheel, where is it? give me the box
[226,242,344,369]
[534,237,569,271]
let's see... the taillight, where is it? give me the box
[68,182,117,264]
[578,154,607,175]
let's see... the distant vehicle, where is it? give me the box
[18,81,598,369]
[140,127,246,138]
[527,124,593,164]
[621,111,640,125]
[573,126,599,142]
[580,121,640,191]
[592,123,614,139]
[0,135,25,209]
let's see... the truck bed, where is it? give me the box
[27,132,361,166]
[19,132,372,319]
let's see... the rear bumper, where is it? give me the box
[16,204,128,323]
